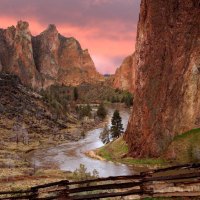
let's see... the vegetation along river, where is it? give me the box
[30,107,135,177]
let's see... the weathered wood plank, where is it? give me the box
[153,191,200,198]
[68,174,142,185]
[149,163,200,174]
[71,189,151,200]
[0,194,35,200]
[0,190,31,195]
[144,172,200,182]
[69,180,142,193]
[32,180,69,190]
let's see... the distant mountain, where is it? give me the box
[112,54,135,92]
[0,21,104,89]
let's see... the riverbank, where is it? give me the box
[0,115,106,191]
[87,137,168,171]
[0,106,132,191]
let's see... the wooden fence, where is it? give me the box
[1,163,200,199]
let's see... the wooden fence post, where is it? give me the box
[30,188,39,200]
[58,181,71,200]
[140,171,154,198]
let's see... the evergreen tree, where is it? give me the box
[74,87,79,101]
[99,125,110,144]
[110,110,124,139]
[97,103,107,119]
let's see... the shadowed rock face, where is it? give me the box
[0,21,103,89]
[113,54,136,92]
[125,0,200,158]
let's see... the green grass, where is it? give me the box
[123,158,166,165]
[164,128,200,163]
[97,137,166,167]
[174,128,200,141]
[98,128,200,167]
[98,148,112,161]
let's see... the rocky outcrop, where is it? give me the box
[0,22,41,88]
[125,0,200,158]
[32,24,60,88]
[0,21,103,89]
[113,54,136,92]
[56,41,104,86]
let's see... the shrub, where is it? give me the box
[78,104,92,119]
[72,164,99,182]
[73,87,79,101]
[97,103,107,119]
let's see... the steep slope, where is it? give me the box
[113,54,136,92]
[0,22,42,88]
[0,21,103,89]
[125,0,200,157]
[0,73,73,142]
[32,24,60,88]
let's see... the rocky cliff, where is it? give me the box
[113,54,136,92]
[125,0,200,158]
[0,21,103,89]
[0,22,42,88]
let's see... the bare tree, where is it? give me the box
[22,123,29,145]
[13,122,20,144]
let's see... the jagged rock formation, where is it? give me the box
[112,54,136,92]
[0,22,41,88]
[0,21,103,89]
[125,0,200,158]
[32,24,60,88]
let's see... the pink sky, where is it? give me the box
[0,0,140,74]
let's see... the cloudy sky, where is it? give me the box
[0,0,141,74]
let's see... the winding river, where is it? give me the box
[30,107,134,177]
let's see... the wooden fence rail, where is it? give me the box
[0,163,200,200]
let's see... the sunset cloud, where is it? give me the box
[0,0,140,74]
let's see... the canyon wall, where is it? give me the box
[125,0,200,157]
[113,54,136,92]
[0,21,103,89]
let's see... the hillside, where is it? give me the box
[0,73,86,170]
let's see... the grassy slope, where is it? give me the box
[164,128,200,163]
[97,128,200,168]
[96,137,166,167]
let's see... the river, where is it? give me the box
[30,107,134,177]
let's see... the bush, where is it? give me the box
[97,103,107,119]
[73,87,79,101]
[78,104,92,119]
[72,164,99,182]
